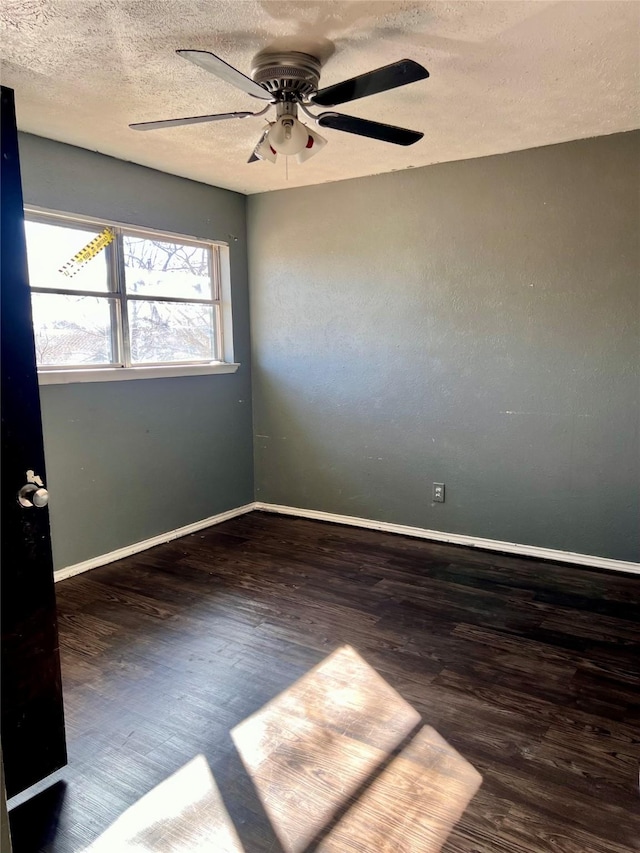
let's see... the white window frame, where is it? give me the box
[25,207,238,384]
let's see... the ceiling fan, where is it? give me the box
[130,49,429,164]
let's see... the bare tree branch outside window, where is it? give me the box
[123,237,214,363]
[25,219,219,369]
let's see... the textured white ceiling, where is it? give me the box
[1,1,638,195]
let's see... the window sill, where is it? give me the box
[38,362,240,385]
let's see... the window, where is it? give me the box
[24,211,237,383]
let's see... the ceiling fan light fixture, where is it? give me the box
[253,125,278,163]
[296,126,327,164]
[267,116,310,156]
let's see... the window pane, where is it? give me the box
[31,293,115,366]
[25,221,110,292]
[128,301,215,364]
[123,236,212,300]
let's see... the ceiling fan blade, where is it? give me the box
[311,59,428,108]
[247,152,260,163]
[317,112,423,146]
[177,49,272,100]
[130,111,254,131]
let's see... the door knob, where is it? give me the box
[18,483,49,508]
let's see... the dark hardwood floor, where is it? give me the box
[8,511,640,852]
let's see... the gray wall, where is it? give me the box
[19,133,254,570]
[248,131,639,562]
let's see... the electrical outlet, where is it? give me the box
[433,483,445,503]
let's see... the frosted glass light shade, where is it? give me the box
[296,127,327,163]
[268,117,309,156]
[254,128,277,163]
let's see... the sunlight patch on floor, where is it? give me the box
[231,645,482,852]
[82,755,244,853]
[82,645,481,852]
[317,724,482,852]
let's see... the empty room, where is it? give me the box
[1,1,639,851]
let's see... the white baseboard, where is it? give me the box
[254,502,640,575]
[54,503,257,582]
[54,499,639,582]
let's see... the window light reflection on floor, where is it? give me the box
[82,645,481,852]
[83,755,244,853]
[231,645,482,852]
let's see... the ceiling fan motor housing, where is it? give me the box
[251,51,321,98]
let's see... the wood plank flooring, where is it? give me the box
[8,511,640,852]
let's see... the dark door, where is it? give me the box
[1,86,67,798]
